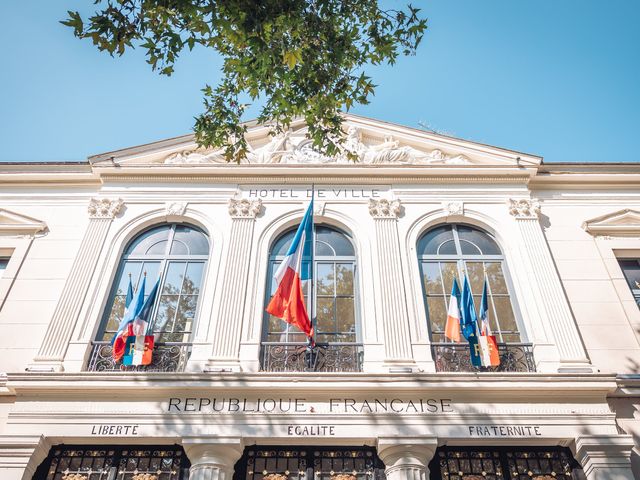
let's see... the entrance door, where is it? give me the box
[234,446,386,480]
[428,446,583,480]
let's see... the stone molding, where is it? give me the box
[508,198,540,220]
[87,197,124,219]
[574,435,635,480]
[228,198,262,219]
[369,198,401,219]
[0,434,51,480]
[582,208,640,237]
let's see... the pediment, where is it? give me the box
[89,114,541,170]
[582,209,640,236]
[0,209,47,234]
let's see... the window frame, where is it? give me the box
[417,224,526,344]
[263,225,361,345]
[96,223,209,343]
[618,258,640,307]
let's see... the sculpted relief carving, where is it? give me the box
[162,127,472,166]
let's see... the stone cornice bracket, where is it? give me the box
[369,198,401,219]
[508,198,540,220]
[87,197,124,219]
[228,198,262,219]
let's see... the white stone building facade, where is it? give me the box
[0,115,638,480]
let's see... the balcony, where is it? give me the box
[86,341,191,372]
[260,342,364,372]
[433,342,535,372]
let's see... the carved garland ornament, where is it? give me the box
[508,198,540,220]
[228,198,262,218]
[87,197,124,219]
[368,198,401,219]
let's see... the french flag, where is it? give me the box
[266,200,314,340]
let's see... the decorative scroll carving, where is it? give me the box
[87,197,124,219]
[442,201,464,216]
[161,127,472,166]
[508,198,540,219]
[165,201,187,216]
[368,198,401,219]
[228,198,262,219]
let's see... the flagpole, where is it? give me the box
[310,183,316,348]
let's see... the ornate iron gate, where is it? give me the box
[234,446,386,480]
[32,444,190,480]
[428,446,583,480]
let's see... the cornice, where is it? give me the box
[3,372,618,397]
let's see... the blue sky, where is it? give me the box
[0,1,638,163]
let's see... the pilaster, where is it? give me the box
[508,198,592,371]
[203,198,262,372]
[377,437,438,480]
[369,199,414,368]
[28,198,124,372]
[0,435,51,480]
[183,437,244,480]
[574,435,635,480]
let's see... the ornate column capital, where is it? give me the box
[369,198,401,219]
[508,198,540,220]
[228,198,262,219]
[87,197,124,219]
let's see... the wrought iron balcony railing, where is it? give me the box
[260,342,364,372]
[86,341,191,372]
[433,342,535,373]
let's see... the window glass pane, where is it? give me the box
[315,240,335,257]
[116,262,143,295]
[316,226,354,256]
[146,239,169,255]
[125,225,171,255]
[316,297,335,334]
[271,230,295,257]
[493,297,518,335]
[464,261,484,294]
[163,262,186,295]
[316,263,334,295]
[172,225,209,255]
[422,262,443,295]
[619,260,640,291]
[417,225,453,255]
[440,262,458,294]
[437,239,457,255]
[183,262,204,295]
[169,240,189,255]
[336,263,354,295]
[457,225,501,255]
[336,297,355,335]
[427,297,447,332]
[485,262,508,294]
[459,239,481,255]
[0,257,10,277]
[154,294,178,334]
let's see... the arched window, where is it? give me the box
[98,223,209,343]
[417,224,521,344]
[264,225,358,344]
